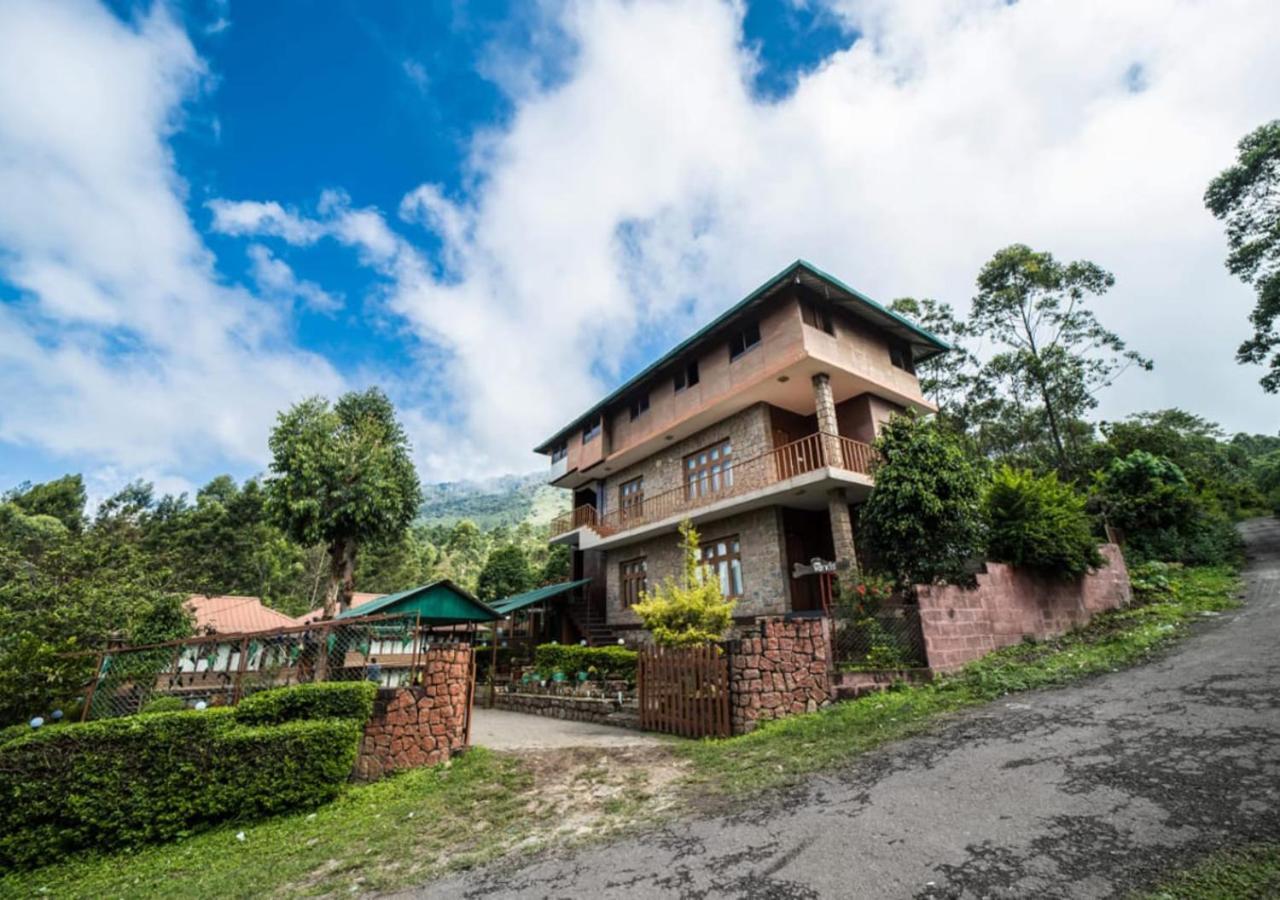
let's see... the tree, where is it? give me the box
[859,415,986,588]
[475,544,533,603]
[984,466,1101,578]
[632,520,735,647]
[538,543,572,586]
[970,245,1152,472]
[888,297,982,425]
[4,474,86,534]
[266,389,422,618]
[1205,120,1280,392]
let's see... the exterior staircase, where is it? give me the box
[565,593,621,646]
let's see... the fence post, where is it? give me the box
[80,651,106,722]
[314,622,331,683]
[230,636,251,704]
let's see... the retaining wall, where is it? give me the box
[490,691,641,730]
[729,617,832,734]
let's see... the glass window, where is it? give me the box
[700,536,743,598]
[629,393,650,421]
[801,300,834,335]
[674,361,700,392]
[685,439,733,499]
[550,442,567,463]
[620,557,647,608]
[582,416,602,443]
[889,339,915,373]
[619,477,644,521]
[728,323,762,361]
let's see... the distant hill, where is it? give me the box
[418,471,568,529]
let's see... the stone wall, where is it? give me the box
[490,691,641,730]
[728,617,832,734]
[353,646,473,781]
[916,544,1131,673]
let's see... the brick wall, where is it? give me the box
[353,646,473,781]
[728,617,832,734]
[916,544,1131,673]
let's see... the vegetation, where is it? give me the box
[532,644,638,683]
[475,543,534,603]
[0,682,377,869]
[267,388,423,617]
[1205,119,1280,394]
[631,520,736,646]
[1140,842,1280,899]
[233,681,377,727]
[984,466,1102,577]
[859,415,986,587]
[685,564,1239,794]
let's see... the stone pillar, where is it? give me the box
[828,487,859,588]
[811,372,842,467]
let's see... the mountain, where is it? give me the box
[417,471,568,529]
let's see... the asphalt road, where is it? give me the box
[417,518,1280,899]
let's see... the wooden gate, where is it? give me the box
[637,644,731,738]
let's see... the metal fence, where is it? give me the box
[830,604,927,671]
[78,614,472,721]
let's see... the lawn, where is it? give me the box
[1138,843,1280,899]
[2,565,1240,898]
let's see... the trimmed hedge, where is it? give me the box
[984,466,1103,578]
[234,681,376,726]
[0,683,375,869]
[532,644,637,683]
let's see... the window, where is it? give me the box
[620,557,647,608]
[550,442,567,463]
[582,416,601,443]
[685,439,733,499]
[728,322,761,361]
[701,536,743,598]
[628,393,650,421]
[619,477,644,520]
[673,361,700,392]
[801,300,834,335]
[889,339,915,373]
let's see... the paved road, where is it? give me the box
[421,519,1280,899]
[470,708,661,751]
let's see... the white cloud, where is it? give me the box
[246,244,343,314]
[0,0,343,481]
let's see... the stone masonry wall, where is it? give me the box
[490,691,641,730]
[729,617,832,734]
[916,544,1131,673]
[353,646,473,781]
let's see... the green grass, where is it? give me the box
[1,748,540,899]
[684,565,1240,794]
[1139,843,1280,899]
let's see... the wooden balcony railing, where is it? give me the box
[549,432,875,540]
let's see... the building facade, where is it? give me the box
[535,260,948,641]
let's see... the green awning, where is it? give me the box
[336,579,500,624]
[491,578,591,616]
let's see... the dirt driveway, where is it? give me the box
[421,518,1280,899]
[469,707,663,751]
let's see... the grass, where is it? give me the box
[684,564,1240,794]
[1138,843,1280,899]
[3,564,1241,898]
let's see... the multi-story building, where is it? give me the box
[535,260,948,643]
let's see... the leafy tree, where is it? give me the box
[538,543,572,586]
[4,475,86,533]
[632,520,735,647]
[888,297,982,426]
[859,415,985,588]
[970,245,1152,472]
[266,389,422,617]
[475,544,533,603]
[984,466,1101,578]
[1205,120,1280,392]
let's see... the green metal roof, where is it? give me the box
[534,259,951,453]
[491,578,591,616]
[336,579,500,623]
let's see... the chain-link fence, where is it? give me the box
[78,615,470,721]
[830,604,927,671]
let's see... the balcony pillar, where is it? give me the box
[812,372,842,467]
[828,487,859,588]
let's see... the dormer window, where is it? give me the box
[673,361,700,392]
[728,323,761,361]
[629,393,650,421]
[801,299,834,335]
[582,416,602,443]
[889,339,915,374]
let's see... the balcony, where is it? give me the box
[549,432,875,541]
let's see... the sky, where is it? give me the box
[0,0,1277,506]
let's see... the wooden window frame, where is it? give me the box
[728,322,762,361]
[700,535,743,599]
[684,438,733,500]
[673,361,700,393]
[628,393,650,421]
[889,339,915,374]
[800,299,834,335]
[619,476,644,520]
[550,442,568,463]
[582,416,602,443]
[620,557,647,608]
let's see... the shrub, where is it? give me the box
[1128,560,1179,602]
[984,466,1103,578]
[0,684,374,868]
[234,681,376,726]
[532,644,638,683]
[139,695,187,714]
[859,416,986,588]
[631,520,736,647]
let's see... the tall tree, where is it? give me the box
[971,245,1152,472]
[266,388,422,618]
[888,297,981,424]
[1205,120,1280,393]
[4,474,87,534]
[475,544,533,603]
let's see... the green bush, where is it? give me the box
[234,681,376,726]
[532,644,637,683]
[984,466,1103,578]
[631,520,736,646]
[0,684,374,869]
[139,695,187,714]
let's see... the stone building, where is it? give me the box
[535,260,948,641]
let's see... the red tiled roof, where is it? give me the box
[186,594,299,635]
[292,592,386,625]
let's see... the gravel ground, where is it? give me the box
[415,518,1280,899]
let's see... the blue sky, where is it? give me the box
[0,0,1277,506]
